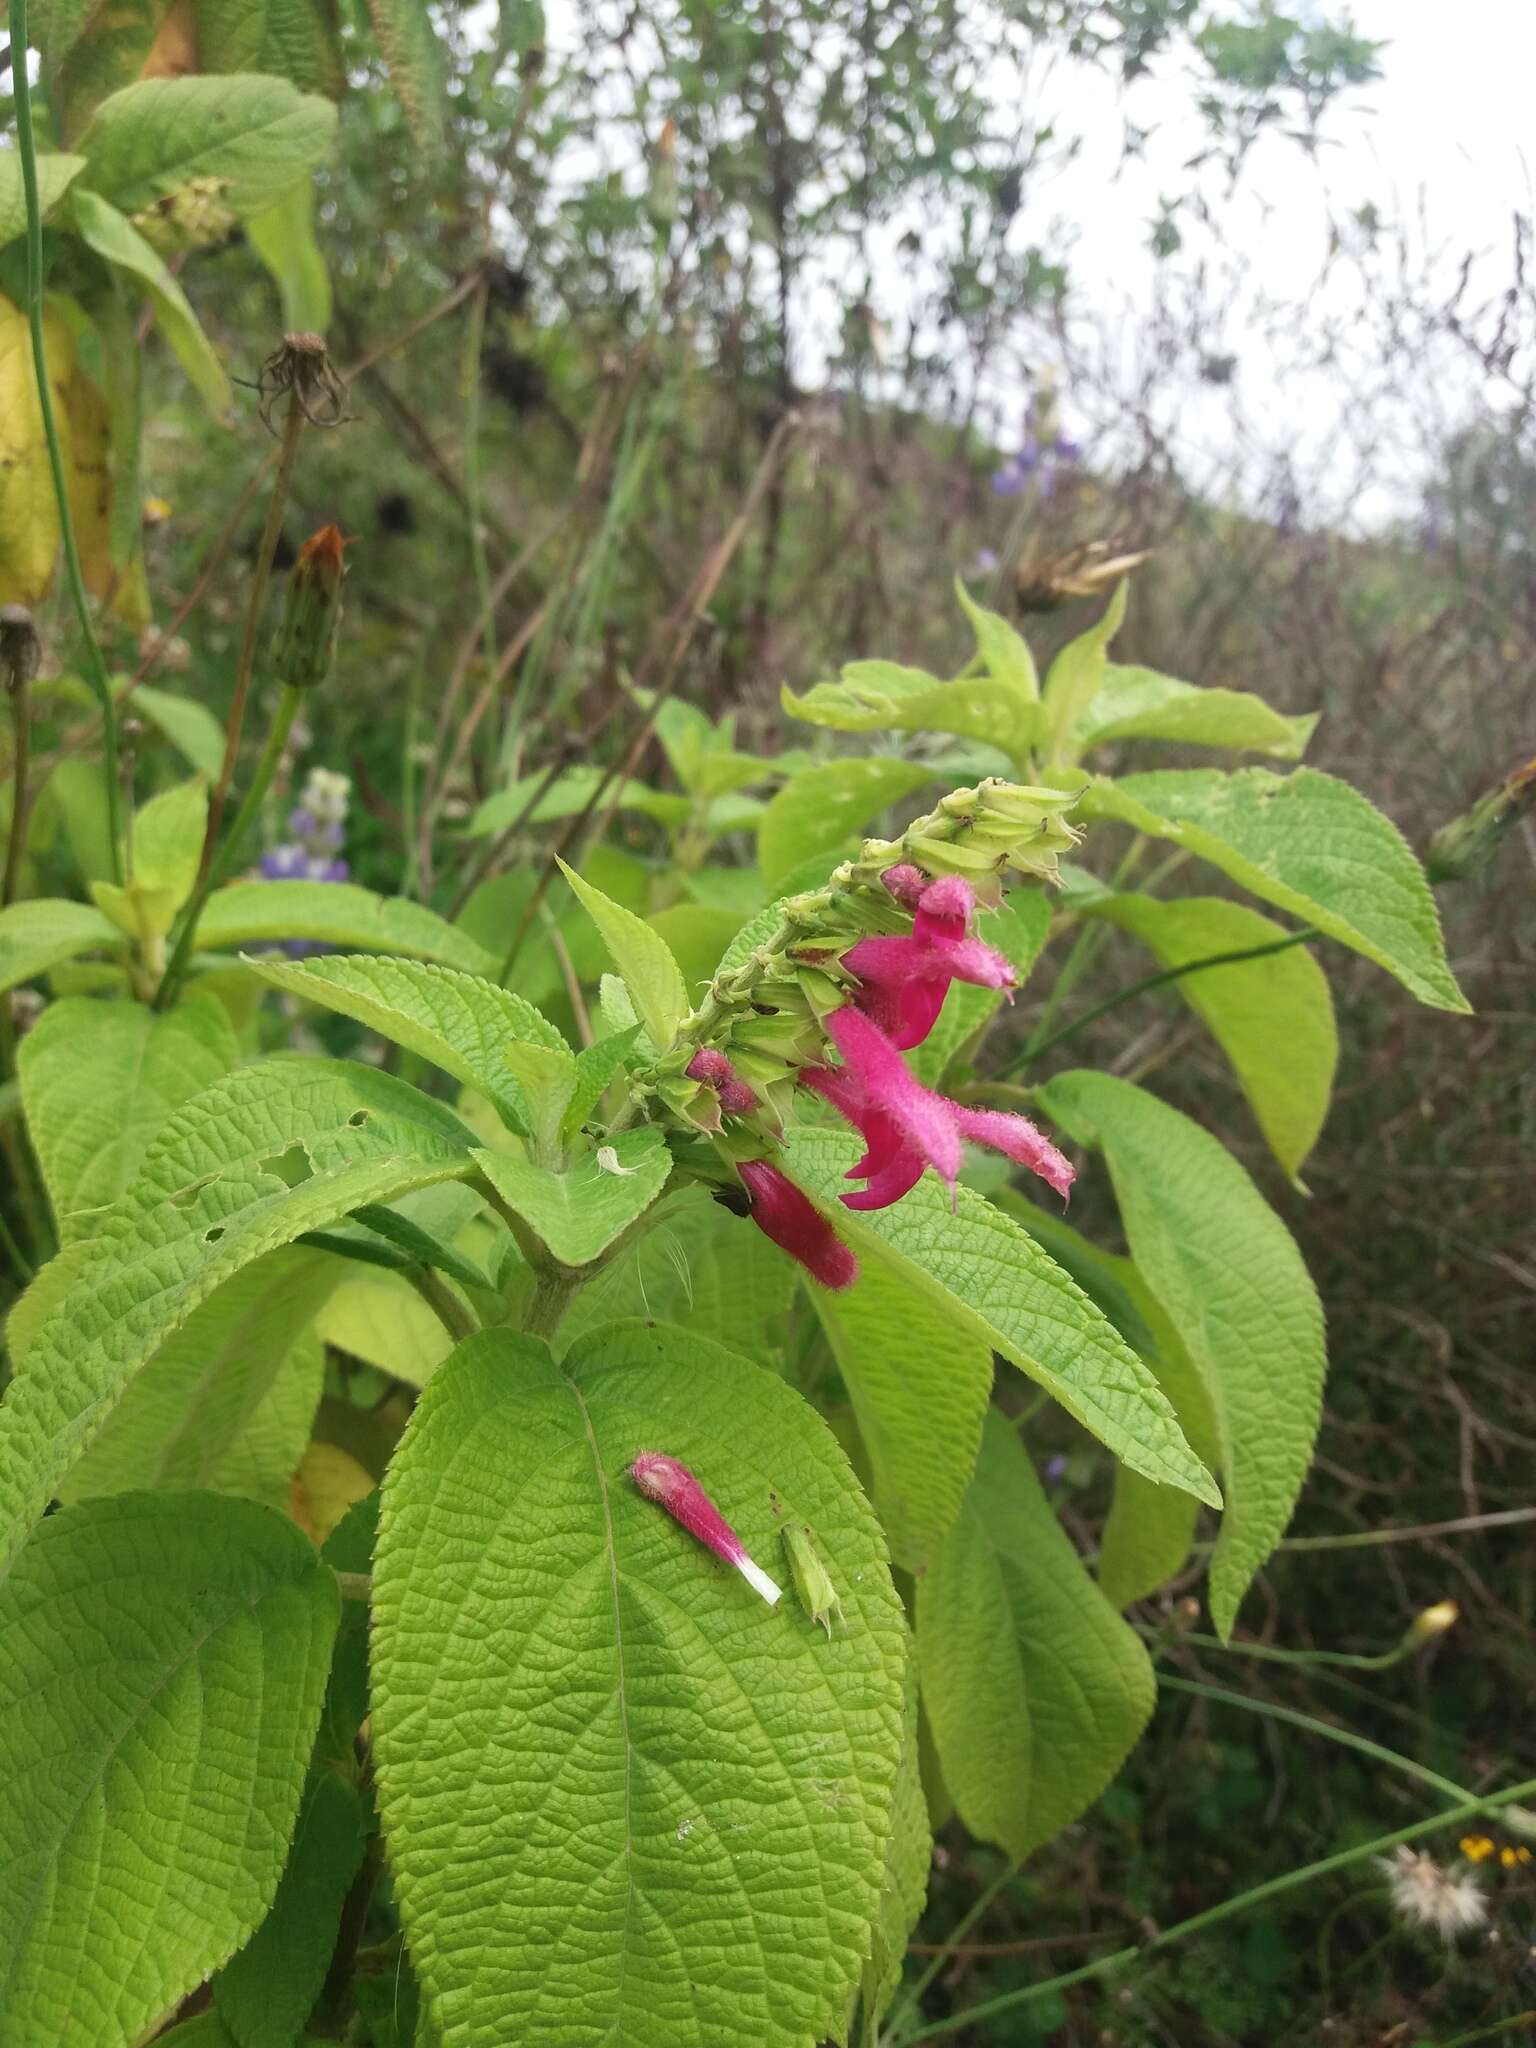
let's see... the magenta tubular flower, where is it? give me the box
[630,1451,783,1605]
[738,1157,859,1290]
[843,873,1015,1050]
[806,1005,1074,1209]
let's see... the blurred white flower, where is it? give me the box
[1378,1847,1487,1939]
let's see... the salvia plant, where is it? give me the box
[0,9,1515,2048]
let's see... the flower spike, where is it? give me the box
[630,1452,783,1606]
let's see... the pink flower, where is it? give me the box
[630,1451,783,1605]
[843,873,1015,1050]
[737,1158,859,1289]
[804,1005,1075,1209]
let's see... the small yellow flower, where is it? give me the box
[1460,1835,1496,1864]
[1501,1845,1533,1869]
[142,496,173,524]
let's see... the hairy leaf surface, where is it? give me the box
[558,857,689,1050]
[0,1492,336,2046]
[1074,665,1315,759]
[472,1127,671,1266]
[783,660,1031,765]
[373,1322,907,2048]
[196,880,495,973]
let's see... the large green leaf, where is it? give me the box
[955,577,1040,702]
[197,880,495,973]
[0,1491,337,2045]
[247,952,566,1135]
[213,1770,367,2048]
[0,1057,477,1573]
[1084,893,1338,1178]
[198,0,348,99]
[0,150,87,250]
[18,992,238,1240]
[314,1262,455,1386]
[59,1248,337,1505]
[243,177,332,333]
[69,188,232,413]
[811,1256,993,1576]
[1038,1072,1326,1636]
[1039,581,1126,760]
[205,1329,327,1511]
[782,660,1031,767]
[372,1321,907,2048]
[1083,768,1468,1012]
[783,1127,1219,1506]
[1073,665,1316,760]
[0,897,122,993]
[76,75,339,216]
[472,1127,671,1267]
[857,1680,930,2040]
[557,857,689,1051]
[756,757,935,893]
[917,1412,1155,1860]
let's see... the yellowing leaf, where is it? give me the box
[0,294,74,607]
[292,1441,375,1542]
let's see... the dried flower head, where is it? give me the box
[1379,1846,1488,1940]
[253,332,349,432]
[0,605,40,693]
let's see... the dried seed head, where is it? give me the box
[0,605,40,693]
[254,332,349,432]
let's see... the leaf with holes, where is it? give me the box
[783,1127,1219,1507]
[757,758,936,893]
[1073,665,1316,760]
[19,993,238,1240]
[917,1412,1155,1860]
[372,1321,907,2048]
[0,1057,477,1573]
[246,953,566,1136]
[195,881,496,974]
[472,1127,671,1267]
[557,857,689,1051]
[1083,768,1468,1011]
[0,1491,336,2046]
[1083,893,1338,1178]
[1038,1071,1325,1636]
[810,1256,992,1576]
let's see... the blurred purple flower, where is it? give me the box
[1042,1454,1068,1484]
[968,547,1000,577]
[990,431,1079,501]
[257,765,353,954]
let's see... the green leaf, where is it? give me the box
[93,775,208,943]
[19,992,237,1239]
[1004,1201,1218,1610]
[315,1262,455,1387]
[783,1126,1220,1506]
[69,188,232,413]
[132,681,228,778]
[554,1187,796,1367]
[858,1680,930,2040]
[0,896,125,992]
[917,1412,1155,1860]
[49,1247,336,1504]
[1073,665,1316,760]
[1040,580,1126,759]
[362,0,448,149]
[76,75,340,216]
[1085,893,1338,1178]
[372,1321,907,2048]
[564,1024,644,1135]
[472,1126,671,1267]
[205,1330,327,1512]
[783,660,1031,768]
[1038,1072,1326,1637]
[811,1256,993,1576]
[557,856,689,1051]
[246,952,566,1136]
[0,1057,477,1571]
[1083,767,1468,1012]
[757,757,936,893]
[908,888,1052,1089]
[0,150,87,250]
[646,901,748,996]
[243,176,333,333]
[954,575,1039,702]
[0,1491,337,2044]
[213,1771,367,2048]
[197,0,348,99]
[466,765,689,837]
[197,879,496,973]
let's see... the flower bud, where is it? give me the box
[1406,1599,1459,1644]
[782,1522,845,1636]
[271,524,348,691]
[1426,758,1535,884]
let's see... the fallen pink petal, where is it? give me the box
[629,1451,783,1605]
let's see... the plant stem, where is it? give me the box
[3,664,31,907]
[154,682,303,1008]
[198,391,306,886]
[1156,1674,1483,1809]
[461,278,498,751]
[521,1263,584,1342]
[9,0,124,884]
[882,1861,1017,2044]
[1009,926,1319,1073]
[404,1265,479,1346]
[892,1774,1536,2043]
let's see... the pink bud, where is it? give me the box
[718,1076,757,1114]
[686,1048,735,1087]
[880,862,927,908]
[629,1452,783,1605]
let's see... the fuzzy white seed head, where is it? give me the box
[1378,1847,1488,1940]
